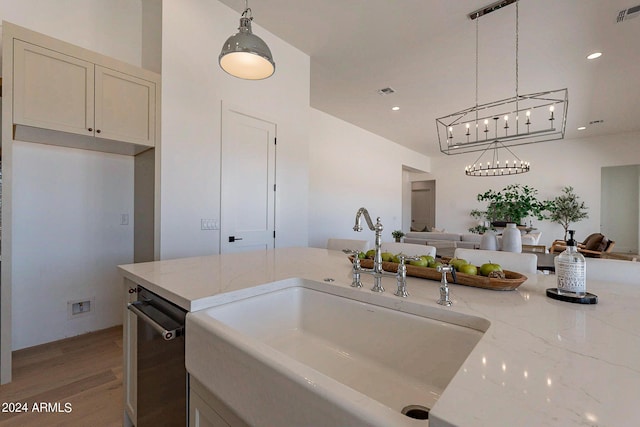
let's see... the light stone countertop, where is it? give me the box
[118,247,640,427]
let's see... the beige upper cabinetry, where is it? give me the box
[94,66,155,147]
[13,41,95,137]
[8,23,159,156]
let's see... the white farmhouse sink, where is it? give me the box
[186,278,489,427]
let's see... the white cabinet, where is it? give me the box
[122,280,138,427]
[13,40,94,136]
[12,39,157,154]
[94,66,155,146]
[189,379,249,427]
[189,387,230,427]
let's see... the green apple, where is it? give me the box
[357,251,366,259]
[427,258,438,268]
[365,249,376,259]
[449,258,469,271]
[409,257,429,267]
[458,264,478,275]
[432,261,444,269]
[391,255,401,263]
[420,255,435,265]
[381,252,394,262]
[480,262,503,276]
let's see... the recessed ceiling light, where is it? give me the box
[587,52,602,60]
[577,126,586,130]
[391,106,400,111]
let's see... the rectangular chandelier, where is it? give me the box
[436,88,568,155]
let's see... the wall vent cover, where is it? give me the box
[617,5,640,22]
[377,87,396,95]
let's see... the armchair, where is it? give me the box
[549,233,615,258]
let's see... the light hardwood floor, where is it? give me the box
[0,326,123,426]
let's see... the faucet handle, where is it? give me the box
[342,249,364,288]
[396,253,420,265]
[394,254,419,298]
[436,264,454,306]
[341,249,360,256]
[436,264,457,282]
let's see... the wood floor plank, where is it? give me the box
[0,326,123,427]
[3,328,122,402]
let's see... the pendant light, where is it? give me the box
[219,0,275,80]
[435,0,567,160]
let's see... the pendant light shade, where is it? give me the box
[219,6,275,80]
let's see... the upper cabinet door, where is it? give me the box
[94,66,156,147]
[13,40,95,136]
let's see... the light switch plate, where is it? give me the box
[201,219,219,230]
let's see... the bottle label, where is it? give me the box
[556,261,586,293]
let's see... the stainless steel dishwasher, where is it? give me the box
[128,286,188,426]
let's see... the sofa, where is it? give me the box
[404,230,542,250]
[404,232,482,249]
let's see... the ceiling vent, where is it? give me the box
[617,5,640,22]
[377,87,396,95]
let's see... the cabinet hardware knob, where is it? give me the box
[88,128,93,132]
[96,129,101,134]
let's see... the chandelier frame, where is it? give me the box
[435,0,568,163]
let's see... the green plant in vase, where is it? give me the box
[548,186,589,240]
[391,230,405,242]
[476,184,551,226]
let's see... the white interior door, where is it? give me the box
[601,165,639,253]
[411,180,436,231]
[221,106,276,253]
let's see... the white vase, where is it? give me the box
[501,223,522,253]
[480,230,498,250]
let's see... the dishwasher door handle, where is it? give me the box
[128,302,183,341]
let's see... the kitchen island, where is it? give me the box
[118,247,640,427]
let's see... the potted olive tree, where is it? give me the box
[548,186,589,240]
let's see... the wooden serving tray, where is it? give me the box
[349,257,527,291]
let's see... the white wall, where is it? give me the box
[430,131,640,249]
[1,0,141,350]
[11,143,134,350]
[308,109,431,248]
[141,0,162,73]
[0,0,142,67]
[160,0,310,259]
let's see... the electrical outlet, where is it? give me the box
[68,297,95,319]
[72,301,90,315]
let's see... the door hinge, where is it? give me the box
[273,184,276,191]
[273,230,276,238]
[274,137,277,145]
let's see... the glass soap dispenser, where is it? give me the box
[554,230,586,297]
